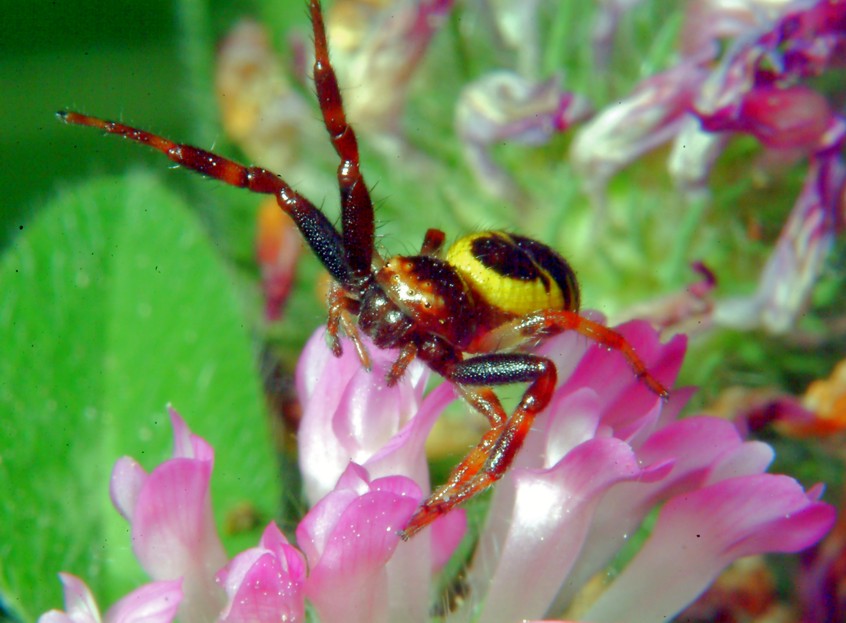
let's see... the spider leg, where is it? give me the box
[309,0,375,281]
[420,228,446,256]
[401,353,556,539]
[56,111,351,286]
[326,281,372,368]
[386,343,418,386]
[422,385,507,492]
[475,310,670,399]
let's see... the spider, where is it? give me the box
[58,0,669,540]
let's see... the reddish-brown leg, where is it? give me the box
[387,343,418,386]
[420,228,446,256]
[401,353,556,539]
[525,310,669,399]
[326,281,372,369]
[56,111,353,287]
[309,0,375,281]
[415,385,508,501]
[475,310,669,399]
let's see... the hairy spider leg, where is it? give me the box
[326,281,371,369]
[420,228,447,256]
[310,0,375,283]
[401,353,556,539]
[471,310,670,399]
[56,111,352,287]
[401,311,670,538]
[420,384,508,491]
[517,310,670,399]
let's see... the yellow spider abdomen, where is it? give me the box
[445,232,579,317]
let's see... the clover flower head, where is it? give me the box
[40,317,835,622]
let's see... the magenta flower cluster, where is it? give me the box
[570,0,846,334]
[41,317,834,623]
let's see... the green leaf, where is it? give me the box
[0,173,279,621]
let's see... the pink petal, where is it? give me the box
[118,412,227,623]
[532,388,603,468]
[104,580,183,623]
[297,330,434,504]
[258,522,307,581]
[558,321,686,438]
[40,575,183,623]
[739,86,833,150]
[363,382,456,488]
[168,407,214,463]
[585,474,836,623]
[131,458,227,600]
[39,573,102,623]
[465,438,660,623]
[297,466,421,623]
[216,524,306,623]
[550,416,771,610]
[110,457,147,523]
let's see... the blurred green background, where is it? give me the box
[0,0,313,249]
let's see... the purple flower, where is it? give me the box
[215,523,306,623]
[109,409,228,623]
[293,319,834,621]
[42,320,835,623]
[571,57,710,207]
[715,150,845,332]
[573,0,846,334]
[39,573,181,623]
[456,71,592,205]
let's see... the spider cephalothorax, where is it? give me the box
[59,0,669,540]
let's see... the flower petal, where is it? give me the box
[216,524,306,623]
[104,579,183,623]
[297,465,421,623]
[549,415,771,611]
[117,410,227,623]
[110,457,147,523]
[570,60,708,208]
[39,575,183,623]
[585,474,836,623]
[297,331,435,503]
[456,71,591,202]
[715,151,845,332]
[39,573,102,623]
[465,438,656,623]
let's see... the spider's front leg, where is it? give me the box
[309,0,376,282]
[401,353,557,539]
[56,111,352,286]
